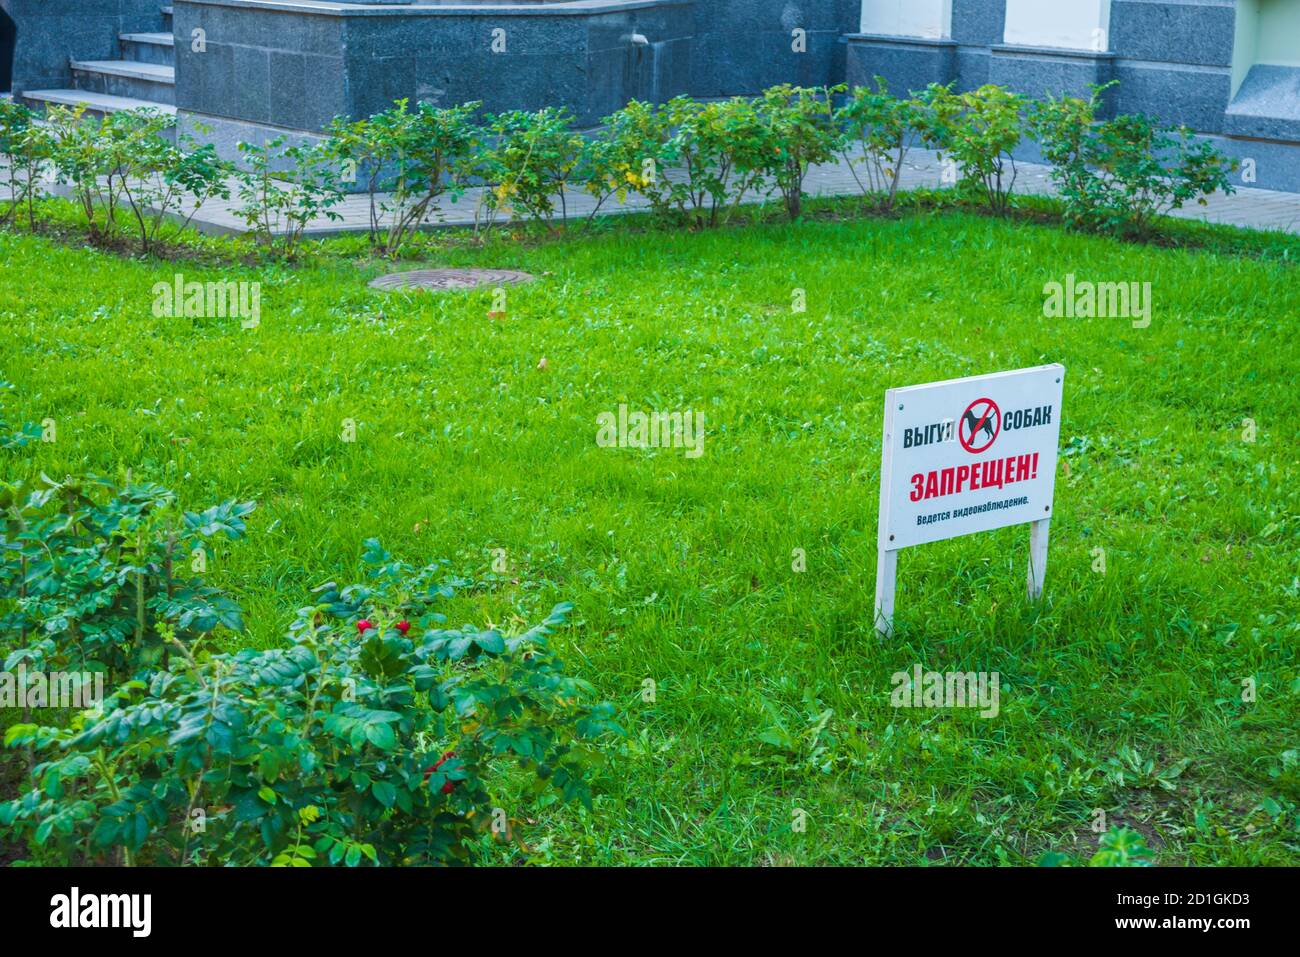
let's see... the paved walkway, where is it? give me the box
[33,147,1300,236]
[183,149,1300,239]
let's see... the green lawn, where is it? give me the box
[3,205,1298,865]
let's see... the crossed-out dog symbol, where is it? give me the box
[959,397,1000,454]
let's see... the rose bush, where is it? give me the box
[752,84,844,220]
[1,538,622,866]
[0,473,254,685]
[0,81,1240,252]
[477,107,584,232]
[926,83,1026,215]
[836,78,949,212]
[326,99,480,256]
[1029,85,1236,236]
[578,99,676,221]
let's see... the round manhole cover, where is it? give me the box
[369,268,535,291]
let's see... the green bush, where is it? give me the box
[5,82,1246,252]
[327,99,480,256]
[578,96,774,227]
[1029,87,1236,236]
[232,137,344,258]
[45,106,228,254]
[1,539,622,866]
[579,99,676,222]
[837,78,946,212]
[928,83,1025,215]
[0,474,254,684]
[478,107,583,232]
[0,100,55,231]
[753,84,844,220]
[44,105,120,243]
[658,96,771,228]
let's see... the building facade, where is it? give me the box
[2,0,1297,191]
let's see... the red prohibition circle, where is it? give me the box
[959,397,1001,454]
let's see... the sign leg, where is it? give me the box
[875,548,898,637]
[1027,518,1051,601]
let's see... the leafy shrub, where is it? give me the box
[579,99,675,222]
[17,81,1241,253]
[0,474,253,683]
[327,99,480,256]
[0,100,55,231]
[569,89,843,225]
[659,96,770,228]
[44,106,229,253]
[111,120,229,256]
[44,106,111,240]
[929,84,1026,215]
[478,107,583,232]
[47,105,158,245]
[836,78,947,212]
[146,132,231,250]
[232,137,344,257]
[752,84,844,220]
[1,540,622,866]
[579,96,772,227]
[1029,87,1236,236]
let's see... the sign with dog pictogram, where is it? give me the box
[958,397,1000,453]
[874,364,1064,636]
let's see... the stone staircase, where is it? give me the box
[22,6,175,121]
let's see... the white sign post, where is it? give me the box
[875,364,1065,636]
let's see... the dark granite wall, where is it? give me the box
[174,0,696,131]
[0,0,163,93]
[1109,0,1236,134]
[11,0,1299,191]
[950,0,1005,91]
[689,0,859,96]
[174,0,860,136]
[843,0,1007,97]
[847,0,1240,121]
[842,0,1300,191]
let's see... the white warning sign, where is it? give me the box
[878,364,1065,551]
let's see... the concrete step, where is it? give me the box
[69,60,175,105]
[120,32,175,68]
[20,89,177,139]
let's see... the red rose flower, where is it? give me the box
[356,619,373,634]
[395,620,411,635]
[423,750,459,794]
